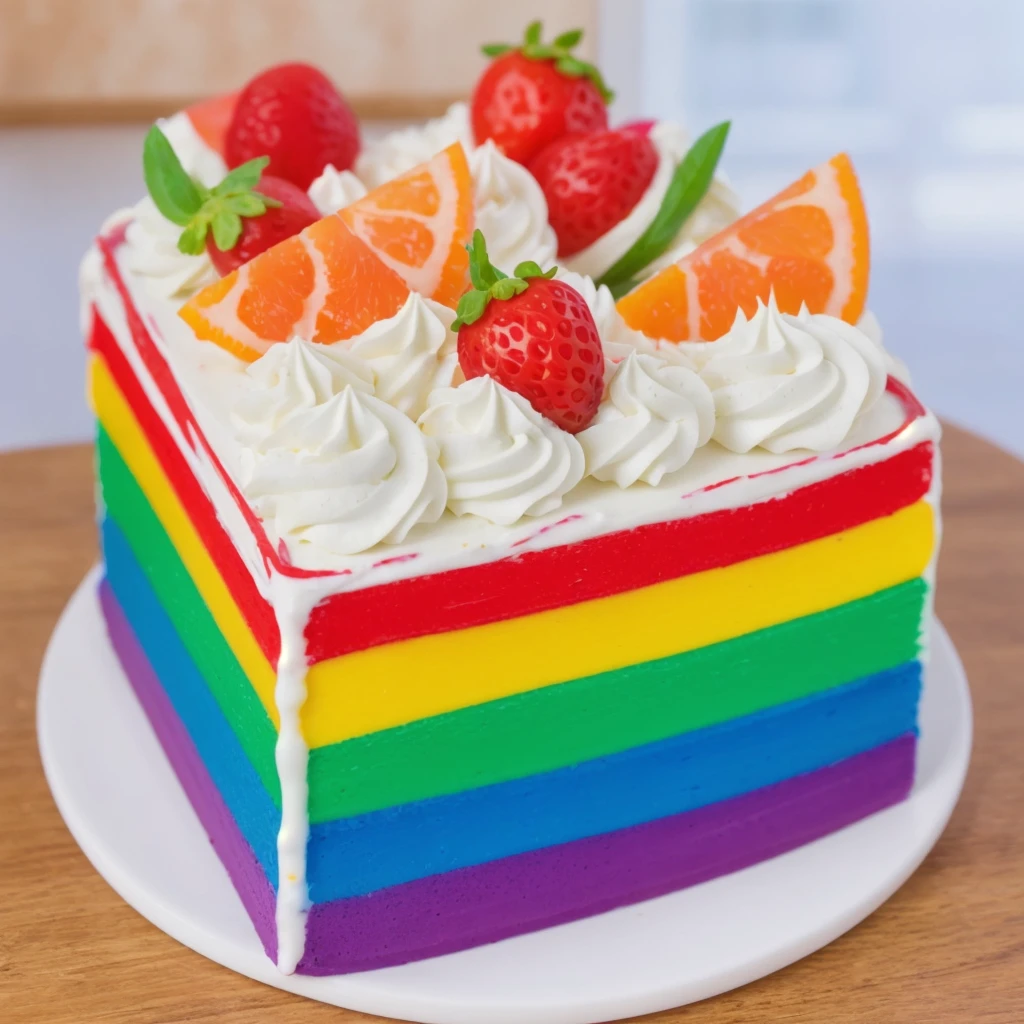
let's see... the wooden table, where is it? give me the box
[2,431,1022,1024]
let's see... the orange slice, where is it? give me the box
[185,90,239,155]
[339,142,474,307]
[617,153,869,342]
[179,216,410,361]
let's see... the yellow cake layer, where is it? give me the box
[91,353,936,749]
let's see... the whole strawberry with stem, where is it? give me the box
[454,231,604,433]
[226,62,360,190]
[142,125,320,276]
[471,21,613,166]
[529,128,659,257]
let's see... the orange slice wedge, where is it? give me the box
[617,153,869,342]
[184,90,239,155]
[179,216,410,361]
[339,142,474,308]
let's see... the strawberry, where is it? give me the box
[225,62,360,190]
[454,231,604,433]
[142,125,319,276]
[471,21,612,166]
[528,128,659,257]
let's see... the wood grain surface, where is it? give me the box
[1,429,1022,1023]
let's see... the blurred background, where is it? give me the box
[1,0,1021,454]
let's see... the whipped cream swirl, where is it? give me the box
[341,293,458,418]
[418,377,584,525]
[471,140,557,270]
[232,336,374,444]
[357,102,474,188]
[564,121,740,280]
[690,295,888,454]
[855,309,913,386]
[124,196,219,299]
[579,352,714,486]
[307,163,368,215]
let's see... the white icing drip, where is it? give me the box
[307,164,368,215]
[269,579,316,974]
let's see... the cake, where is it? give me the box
[80,21,941,977]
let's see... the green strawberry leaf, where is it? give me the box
[492,277,530,301]
[455,230,558,329]
[481,21,614,103]
[211,156,270,197]
[513,261,557,281]
[143,125,205,226]
[597,120,731,291]
[211,209,243,251]
[177,218,209,256]
[225,192,270,217]
[553,28,584,49]
[453,289,490,330]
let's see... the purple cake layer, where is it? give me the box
[301,735,915,974]
[100,579,279,961]
[100,576,916,976]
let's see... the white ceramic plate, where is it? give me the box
[38,568,972,1024]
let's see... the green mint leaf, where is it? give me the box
[211,209,243,251]
[491,278,529,301]
[598,120,731,290]
[523,43,557,60]
[452,289,489,329]
[513,261,557,280]
[553,28,584,49]
[212,156,269,197]
[555,55,587,77]
[250,190,282,210]
[524,20,543,46]
[177,217,209,256]
[608,276,640,300]
[143,125,204,226]
[481,42,513,57]
[225,193,268,217]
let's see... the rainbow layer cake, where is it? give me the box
[81,22,941,976]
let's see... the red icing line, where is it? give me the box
[91,315,282,666]
[305,441,935,661]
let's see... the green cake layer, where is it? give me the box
[98,426,929,823]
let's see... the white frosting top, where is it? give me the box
[563,121,741,280]
[232,336,375,444]
[418,376,585,525]
[688,295,888,454]
[123,197,219,300]
[356,102,475,188]
[235,339,446,554]
[579,351,714,487]
[307,163,368,215]
[470,140,557,271]
[156,111,228,187]
[339,292,459,419]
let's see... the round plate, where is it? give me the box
[38,568,972,1024]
